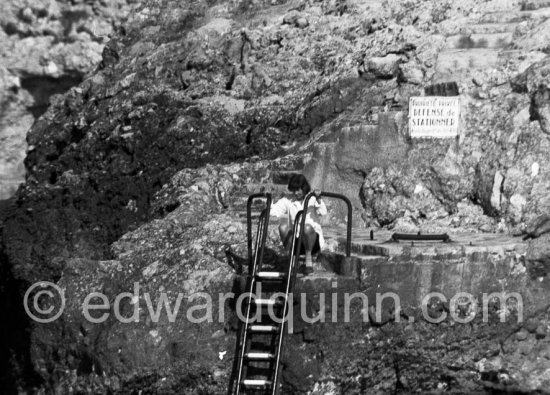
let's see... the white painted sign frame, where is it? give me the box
[408,96,460,138]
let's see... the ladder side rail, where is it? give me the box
[271,210,304,395]
[247,192,271,274]
[231,193,271,395]
[227,300,246,395]
[234,208,269,394]
[256,194,272,274]
[251,208,268,277]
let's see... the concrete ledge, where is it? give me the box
[332,229,527,261]
[322,228,530,307]
[295,272,359,294]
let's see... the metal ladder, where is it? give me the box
[228,191,353,395]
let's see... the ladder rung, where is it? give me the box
[254,298,284,306]
[245,352,275,360]
[242,379,272,387]
[256,271,286,280]
[249,324,278,333]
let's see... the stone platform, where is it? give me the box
[327,227,526,259]
[313,227,535,310]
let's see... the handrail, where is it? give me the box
[234,190,352,394]
[273,190,353,394]
[301,191,352,257]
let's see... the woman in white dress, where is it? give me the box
[270,174,327,275]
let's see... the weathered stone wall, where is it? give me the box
[304,112,410,223]
[295,0,550,234]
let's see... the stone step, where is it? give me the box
[521,0,550,11]
[337,239,391,257]
[269,155,308,171]
[270,170,300,185]
[458,22,520,35]
[434,49,522,79]
[232,192,272,203]
[294,272,359,293]
[244,182,289,195]
[349,254,390,267]
[444,32,513,49]
[478,0,523,12]
[234,211,280,223]
[479,8,550,23]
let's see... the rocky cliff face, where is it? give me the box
[2,0,550,393]
[0,0,135,200]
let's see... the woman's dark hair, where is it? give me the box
[287,174,311,194]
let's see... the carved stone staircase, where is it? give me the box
[228,154,310,225]
[433,0,550,83]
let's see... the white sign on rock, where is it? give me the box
[408,96,460,138]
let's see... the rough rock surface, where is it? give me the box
[2,0,550,393]
[0,0,135,199]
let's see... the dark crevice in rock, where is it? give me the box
[530,85,550,133]
[225,66,236,90]
[155,200,181,218]
[3,21,27,37]
[69,125,87,145]
[21,74,83,119]
[98,44,120,70]
[394,358,404,393]
[425,81,459,96]
[60,9,91,37]
[75,25,105,43]
[0,219,43,391]
[49,170,58,184]
[473,165,498,217]
[530,92,540,122]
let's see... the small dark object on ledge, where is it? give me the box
[391,232,451,243]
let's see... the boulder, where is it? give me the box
[366,54,402,78]
[512,57,550,134]
[399,61,425,84]
[509,194,527,223]
[282,11,309,28]
[525,233,550,277]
